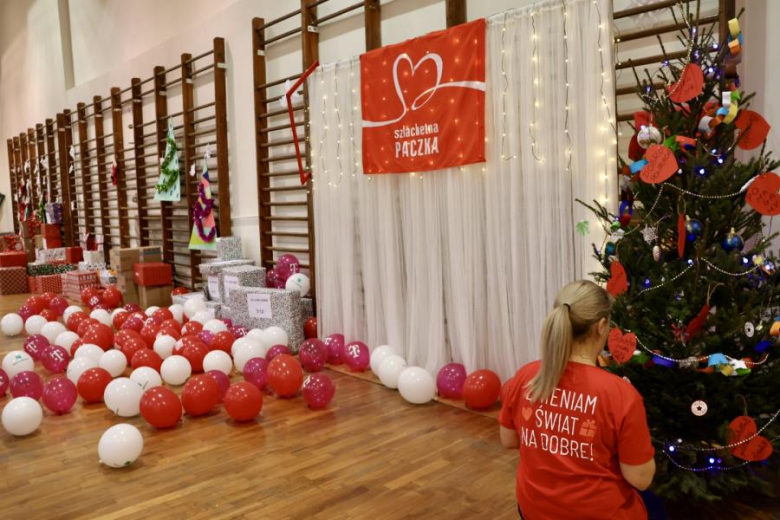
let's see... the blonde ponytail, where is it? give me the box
[526,280,612,403]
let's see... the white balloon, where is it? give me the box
[75,344,105,364]
[111,308,128,319]
[370,345,401,375]
[144,306,160,317]
[99,350,128,378]
[202,319,228,334]
[398,366,436,404]
[98,424,144,468]
[285,273,311,297]
[130,367,162,391]
[2,351,35,379]
[55,331,80,352]
[203,350,233,375]
[1,313,24,336]
[24,315,48,335]
[191,309,215,325]
[66,356,98,384]
[153,335,177,359]
[1,397,43,436]
[183,297,207,319]
[231,337,261,358]
[63,305,84,322]
[262,326,289,348]
[160,355,191,386]
[246,328,265,344]
[104,377,143,417]
[89,309,112,327]
[168,304,184,323]
[40,321,67,344]
[233,342,264,373]
[378,355,407,389]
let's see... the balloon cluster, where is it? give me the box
[265,254,311,297]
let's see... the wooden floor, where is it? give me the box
[0,294,778,520]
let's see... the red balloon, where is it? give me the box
[82,323,114,351]
[112,310,130,330]
[131,348,163,372]
[462,369,502,410]
[181,374,220,417]
[40,292,57,305]
[18,305,35,322]
[158,326,181,340]
[121,336,147,361]
[69,338,86,357]
[40,308,58,322]
[304,317,318,339]
[25,296,46,314]
[140,386,182,429]
[160,319,182,333]
[102,286,123,308]
[77,318,99,338]
[10,371,44,400]
[49,296,69,316]
[140,323,161,347]
[77,367,113,403]
[182,321,203,336]
[224,382,263,422]
[80,287,99,305]
[171,287,189,296]
[207,370,230,401]
[121,314,145,332]
[182,341,209,373]
[153,308,174,322]
[124,303,142,313]
[211,331,235,354]
[144,315,163,328]
[114,329,141,350]
[267,354,303,398]
[66,311,88,332]
[87,293,104,309]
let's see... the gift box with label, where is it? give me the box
[219,265,266,304]
[0,252,29,268]
[0,267,29,295]
[78,261,107,272]
[36,247,66,263]
[65,247,83,263]
[198,259,254,301]
[32,274,63,294]
[44,202,63,224]
[206,300,223,318]
[139,285,173,308]
[216,236,243,261]
[1,235,24,252]
[27,262,78,277]
[41,223,61,240]
[83,251,105,264]
[133,262,173,287]
[109,246,162,272]
[228,286,304,352]
[219,305,232,320]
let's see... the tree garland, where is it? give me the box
[192,172,216,242]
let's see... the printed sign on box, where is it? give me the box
[360,19,486,174]
[208,275,220,300]
[223,275,239,301]
[247,292,272,319]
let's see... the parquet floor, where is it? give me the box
[0,294,778,520]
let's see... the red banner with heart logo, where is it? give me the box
[360,19,486,174]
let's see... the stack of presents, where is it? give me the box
[173,236,314,352]
[109,245,172,307]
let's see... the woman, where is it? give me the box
[499,280,656,519]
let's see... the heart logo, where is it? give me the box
[521,407,533,421]
[746,173,780,216]
[728,416,774,462]
[607,328,636,364]
[669,63,704,103]
[395,55,441,111]
[735,110,771,150]
[640,145,678,184]
[606,261,628,296]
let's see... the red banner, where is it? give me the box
[360,19,486,174]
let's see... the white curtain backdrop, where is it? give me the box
[309,0,617,381]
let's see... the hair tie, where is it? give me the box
[562,303,571,312]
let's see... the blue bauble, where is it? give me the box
[685,218,703,242]
[605,242,617,256]
[721,228,744,252]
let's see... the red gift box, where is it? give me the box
[65,247,83,263]
[0,252,28,268]
[1,235,23,252]
[0,267,29,295]
[63,270,100,284]
[33,274,63,294]
[41,223,61,240]
[44,238,63,249]
[27,276,36,294]
[133,262,173,287]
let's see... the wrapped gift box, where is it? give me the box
[78,261,107,272]
[197,259,254,278]
[219,265,266,303]
[27,276,36,293]
[139,285,172,308]
[216,236,243,261]
[43,238,63,249]
[2,235,24,252]
[63,271,100,300]
[0,267,29,295]
[21,220,40,238]
[65,247,83,263]
[133,262,173,287]
[0,252,29,268]
[109,246,162,272]
[228,286,304,352]
[32,274,63,294]
[205,300,223,318]
[27,262,78,277]
[36,247,66,263]
[219,305,232,320]
[41,223,61,240]
[44,202,63,224]
[83,251,104,264]
[117,272,139,305]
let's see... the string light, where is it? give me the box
[562,1,572,173]
[528,10,543,163]
[499,13,516,161]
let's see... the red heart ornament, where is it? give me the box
[606,261,628,296]
[607,328,637,364]
[669,63,704,103]
[728,415,774,462]
[640,145,678,184]
[735,110,771,150]
[746,172,780,216]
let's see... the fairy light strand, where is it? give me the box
[529,9,544,163]
[499,13,515,161]
[562,1,572,173]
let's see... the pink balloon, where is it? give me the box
[266,345,291,362]
[0,369,9,396]
[221,318,233,328]
[24,334,50,361]
[265,269,279,289]
[343,341,370,372]
[298,339,328,372]
[10,371,44,400]
[18,305,35,322]
[436,363,467,399]
[42,377,78,414]
[229,325,248,339]
[41,345,70,374]
[124,303,142,313]
[197,330,214,347]
[243,357,268,391]
[324,334,345,365]
[302,373,335,409]
[276,254,301,281]
[50,296,69,316]
[207,370,230,402]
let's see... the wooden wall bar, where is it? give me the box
[75,103,92,235]
[6,139,18,232]
[153,65,172,265]
[181,52,199,285]
[44,119,59,204]
[213,37,232,237]
[55,112,75,245]
[92,96,111,260]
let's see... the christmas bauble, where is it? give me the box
[752,254,766,267]
[721,228,744,252]
[652,245,662,262]
[685,218,703,242]
[637,125,663,149]
[605,242,617,256]
[610,221,621,233]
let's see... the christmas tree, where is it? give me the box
[581,3,780,501]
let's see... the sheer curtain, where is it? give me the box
[309,0,617,380]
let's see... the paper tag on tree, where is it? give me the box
[248,293,272,319]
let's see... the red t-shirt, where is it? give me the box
[499,361,654,520]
